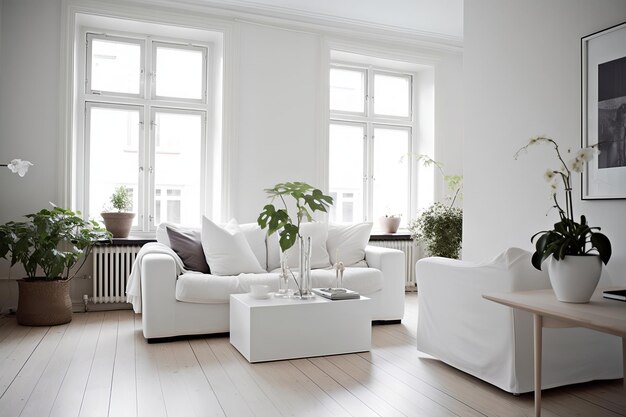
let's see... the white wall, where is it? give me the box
[463,0,626,284]
[232,23,321,222]
[0,0,61,224]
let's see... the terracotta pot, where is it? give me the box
[547,255,602,303]
[379,216,401,234]
[17,279,72,326]
[101,212,135,238]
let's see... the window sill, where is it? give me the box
[98,236,157,246]
[369,230,412,241]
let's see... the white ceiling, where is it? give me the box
[190,0,463,41]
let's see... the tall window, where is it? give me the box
[329,64,413,226]
[80,32,208,232]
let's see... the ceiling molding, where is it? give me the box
[127,0,463,51]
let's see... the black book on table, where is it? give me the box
[602,289,626,302]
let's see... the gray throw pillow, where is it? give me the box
[166,226,211,273]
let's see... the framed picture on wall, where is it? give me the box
[582,21,626,200]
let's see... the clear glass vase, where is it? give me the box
[275,250,293,298]
[295,235,314,299]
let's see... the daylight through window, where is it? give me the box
[329,64,413,226]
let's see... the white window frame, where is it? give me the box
[151,41,208,103]
[86,33,145,98]
[372,70,413,121]
[83,102,145,222]
[148,106,207,229]
[329,63,415,224]
[329,66,367,117]
[78,27,211,234]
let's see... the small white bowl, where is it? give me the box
[250,284,270,299]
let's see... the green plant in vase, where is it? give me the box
[101,185,136,238]
[409,155,463,258]
[257,182,333,297]
[0,206,110,325]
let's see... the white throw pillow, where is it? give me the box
[239,222,268,271]
[201,217,265,275]
[327,222,373,267]
[267,222,331,270]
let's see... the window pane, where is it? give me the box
[88,106,140,225]
[373,127,409,226]
[329,123,364,223]
[90,38,141,95]
[153,111,203,225]
[155,45,204,100]
[330,68,365,113]
[374,73,411,117]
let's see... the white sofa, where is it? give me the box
[415,248,623,394]
[136,221,405,340]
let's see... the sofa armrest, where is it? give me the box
[365,245,405,321]
[141,253,178,339]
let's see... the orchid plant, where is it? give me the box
[2,159,33,177]
[514,136,611,270]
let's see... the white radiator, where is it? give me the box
[92,246,141,303]
[369,239,421,291]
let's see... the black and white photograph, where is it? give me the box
[597,56,626,169]
[582,21,626,199]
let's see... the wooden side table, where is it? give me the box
[484,288,626,417]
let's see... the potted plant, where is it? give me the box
[515,136,611,303]
[101,186,135,238]
[257,182,333,298]
[0,206,110,325]
[409,156,463,258]
[379,214,401,234]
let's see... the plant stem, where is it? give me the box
[449,187,460,208]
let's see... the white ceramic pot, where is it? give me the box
[547,255,602,303]
[379,216,401,234]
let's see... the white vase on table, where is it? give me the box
[547,255,602,303]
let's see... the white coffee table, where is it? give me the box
[229,293,372,363]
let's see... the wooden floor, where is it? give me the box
[0,294,624,417]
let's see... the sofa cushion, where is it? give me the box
[176,267,384,304]
[176,272,279,303]
[201,217,265,275]
[239,222,267,271]
[267,222,331,271]
[327,222,373,267]
[166,227,210,273]
[156,222,200,247]
[158,221,265,269]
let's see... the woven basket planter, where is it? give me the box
[17,279,72,326]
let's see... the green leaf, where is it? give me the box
[534,233,549,255]
[279,223,299,252]
[558,237,571,260]
[591,232,612,265]
[531,251,543,270]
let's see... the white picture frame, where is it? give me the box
[582,21,626,200]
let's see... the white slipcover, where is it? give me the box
[416,247,623,394]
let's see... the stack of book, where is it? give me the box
[603,289,626,301]
[312,288,360,300]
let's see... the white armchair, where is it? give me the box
[415,247,623,394]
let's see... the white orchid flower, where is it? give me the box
[543,169,556,182]
[569,158,584,173]
[6,159,33,177]
[575,147,594,162]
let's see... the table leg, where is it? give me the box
[623,337,625,390]
[534,314,543,417]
